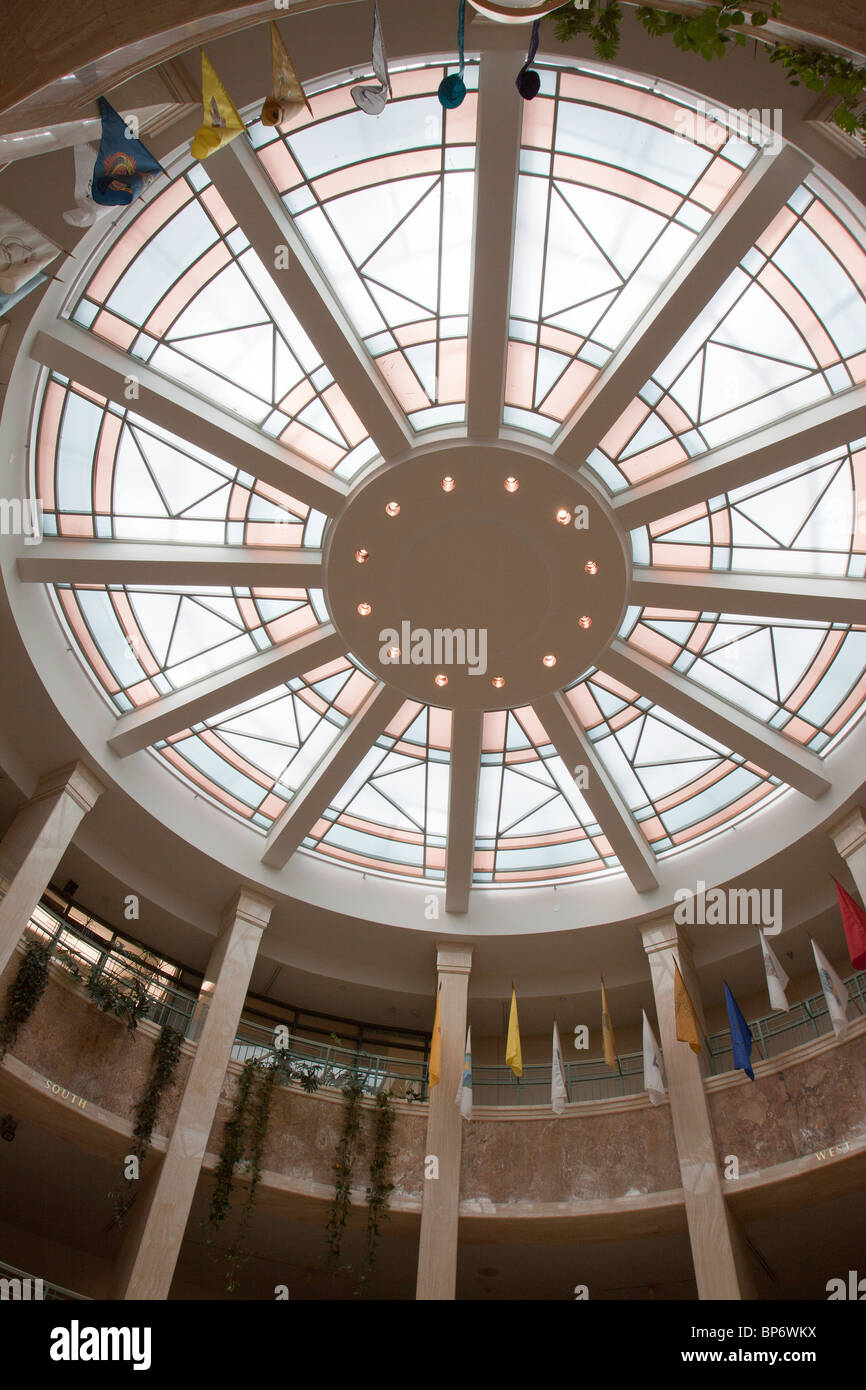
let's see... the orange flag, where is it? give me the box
[674,961,702,1053]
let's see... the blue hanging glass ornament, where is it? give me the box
[438,0,467,109]
[515,20,541,101]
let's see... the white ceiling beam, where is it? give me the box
[18,541,324,589]
[534,693,658,893]
[445,709,483,914]
[30,321,347,517]
[261,682,405,868]
[209,139,411,462]
[553,145,812,472]
[466,47,524,438]
[615,384,866,531]
[108,623,345,756]
[631,568,866,624]
[601,639,830,798]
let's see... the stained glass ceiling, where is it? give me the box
[23,50,866,902]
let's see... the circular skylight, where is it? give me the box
[27,54,866,895]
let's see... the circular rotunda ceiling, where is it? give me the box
[19,51,866,897]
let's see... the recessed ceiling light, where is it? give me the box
[355,548,369,563]
[556,508,571,525]
[434,673,448,687]
[385,501,400,516]
[441,475,456,492]
[504,476,519,492]
[387,646,400,659]
[542,654,557,667]
[584,560,598,575]
[491,675,505,689]
[578,615,592,629]
[357,602,372,616]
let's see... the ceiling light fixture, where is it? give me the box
[556,508,571,525]
[355,548,369,563]
[504,476,519,492]
[357,602,372,616]
[578,615,592,629]
[584,560,598,575]
[434,673,448,687]
[385,501,400,516]
[441,475,456,492]
[491,676,505,689]
[542,654,557,667]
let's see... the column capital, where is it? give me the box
[827,806,866,860]
[639,913,692,958]
[435,941,473,975]
[32,760,106,813]
[222,885,277,934]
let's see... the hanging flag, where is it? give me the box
[0,206,59,295]
[515,20,541,101]
[351,0,391,116]
[811,938,850,1039]
[454,1025,472,1119]
[674,960,702,1053]
[260,22,311,127]
[438,0,467,109]
[91,98,164,206]
[642,1010,665,1106]
[723,981,755,1080]
[0,271,50,319]
[600,975,616,1069]
[759,931,790,1013]
[832,877,866,970]
[191,53,246,161]
[506,986,522,1077]
[428,985,442,1089]
[551,1019,568,1115]
[63,142,115,228]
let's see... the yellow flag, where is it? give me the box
[191,52,246,161]
[261,21,312,127]
[506,986,522,1078]
[601,976,616,1069]
[674,961,702,1054]
[428,986,442,1089]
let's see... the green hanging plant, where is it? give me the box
[109,1023,183,1227]
[325,1077,364,1271]
[84,969,150,1033]
[223,1060,279,1294]
[356,1090,395,1296]
[0,939,51,1061]
[207,1055,258,1235]
[549,2,866,141]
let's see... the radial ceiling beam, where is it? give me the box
[108,623,345,757]
[261,682,405,869]
[553,144,812,472]
[466,47,524,438]
[601,639,831,798]
[208,139,411,462]
[18,541,324,589]
[534,693,658,893]
[444,710,483,913]
[31,322,347,517]
[631,568,866,624]
[613,384,866,531]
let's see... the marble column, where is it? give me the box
[828,806,866,904]
[641,917,757,1300]
[416,942,473,1301]
[112,886,275,1300]
[0,762,105,978]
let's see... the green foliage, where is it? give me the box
[357,1091,395,1296]
[325,1077,364,1270]
[110,1023,182,1227]
[85,970,149,1033]
[550,1,866,141]
[224,1060,278,1293]
[0,939,51,1060]
[208,1056,258,1234]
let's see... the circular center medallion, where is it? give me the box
[325,442,629,710]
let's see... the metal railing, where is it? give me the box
[20,902,866,1106]
[0,1259,90,1301]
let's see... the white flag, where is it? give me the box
[0,205,59,293]
[551,1020,568,1115]
[642,1010,666,1106]
[351,0,391,115]
[63,143,114,228]
[760,932,789,1012]
[454,1025,472,1119]
[811,939,849,1039]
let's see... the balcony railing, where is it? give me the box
[0,1259,90,1300]
[20,903,866,1107]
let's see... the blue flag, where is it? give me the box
[724,981,754,1080]
[92,98,163,206]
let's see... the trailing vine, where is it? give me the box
[85,970,149,1033]
[0,939,51,1061]
[550,2,866,140]
[357,1090,395,1296]
[325,1077,364,1270]
[223,1060,279,1293]
[207,1055,258,1234]
[109,1023,183,1226]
